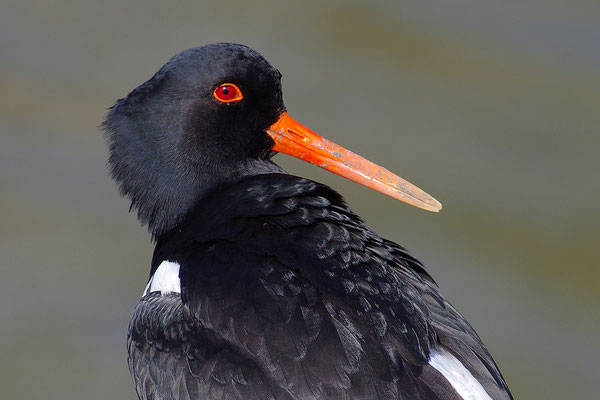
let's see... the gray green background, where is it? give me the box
[1,1,598,399]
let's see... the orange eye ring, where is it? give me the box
[213,83,243,103]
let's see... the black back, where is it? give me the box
[127,173,512,400]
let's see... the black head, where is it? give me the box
[104,43,442,237]
[103,43,286,235]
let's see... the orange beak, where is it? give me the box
[266,112,442,212]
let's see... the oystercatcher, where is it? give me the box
[103,43,512,400]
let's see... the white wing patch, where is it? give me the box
[428,348,492,400]
[143,261,181,296]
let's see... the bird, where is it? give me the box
[103,43,512,400]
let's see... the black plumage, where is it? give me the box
[105,43,512,399]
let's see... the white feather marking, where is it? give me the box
[428,348,492,400]
[142,261,181,296]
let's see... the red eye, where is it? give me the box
[213,83,243,103]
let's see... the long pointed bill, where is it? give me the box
[266,112,442,212]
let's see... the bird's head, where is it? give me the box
[103,43,440,235]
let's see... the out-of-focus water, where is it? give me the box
[1,1,598,399]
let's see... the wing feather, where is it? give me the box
[129,174,512,399]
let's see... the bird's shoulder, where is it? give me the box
[153,173,439,357]
[139,173,511,399]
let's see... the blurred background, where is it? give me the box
[1,0,599,399]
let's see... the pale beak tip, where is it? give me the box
[411,193,442,213]
[427,197,443,213]
[421,200,442,213]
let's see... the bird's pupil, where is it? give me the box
[222,87,230,95]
